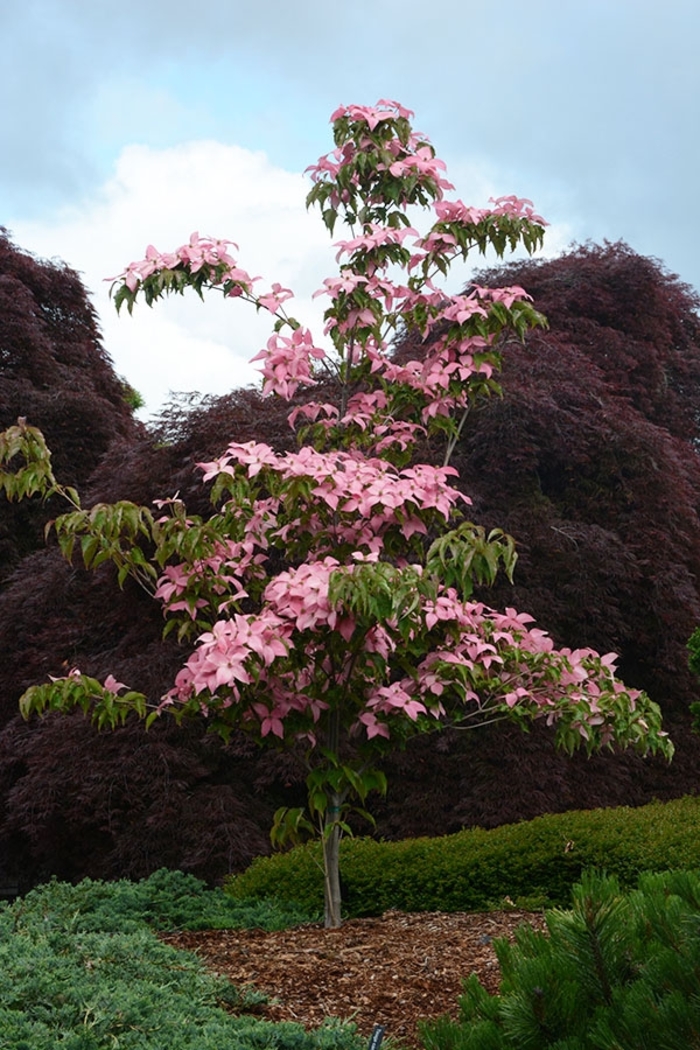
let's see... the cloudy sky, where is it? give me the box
[2,0,698,419]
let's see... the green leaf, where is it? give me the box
[270,806,315,849]
[80,533,101,568]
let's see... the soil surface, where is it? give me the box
[161,909,547,1048]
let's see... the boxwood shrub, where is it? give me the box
[227,796,700,916]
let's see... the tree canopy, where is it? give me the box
[1,236,700,891]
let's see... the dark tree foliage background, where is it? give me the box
[0,231,141,585]
[0,384,303,891]
[1,238,700,891]
[455,242,700,712]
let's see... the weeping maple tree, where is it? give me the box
[372,242,700,840]
[441,243,700,714]
[0,386,300,893]
[0,104,672,926]
[0,230,141,585]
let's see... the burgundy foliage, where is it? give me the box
[448,242,700,713]
[0,231,141,584]
[0,385,302,890]
[374,243,700,838]
[2,240,700,890]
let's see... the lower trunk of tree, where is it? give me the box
[322,796,342,928]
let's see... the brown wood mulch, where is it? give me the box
[160,909,547,1048]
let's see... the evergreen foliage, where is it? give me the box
[14,867,317,932]
[230,796,700,916]
[0,871,356,1050]
[419,869,700,1049]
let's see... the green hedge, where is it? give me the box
[227,796,700,916]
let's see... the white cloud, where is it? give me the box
[10,140,334,418]
[9,137,576,421]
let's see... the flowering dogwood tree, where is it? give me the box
[0,101,671,927]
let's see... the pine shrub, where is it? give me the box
[12,866,315,933]
[419,869,700,1049]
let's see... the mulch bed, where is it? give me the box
[161,909,547,1048]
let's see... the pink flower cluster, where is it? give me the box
[199,441,469,548]
[385,146,454,194]
[154,538,257,618]
[329,100,415,129]
[334,224,418,266]
[250,328,327,398]
[431,196,548,229]
[489,195,548,225]
[164,611,290,702]
[108,231,258,295]
[264,559,354,637]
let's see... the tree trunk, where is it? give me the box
[322,795,342,928]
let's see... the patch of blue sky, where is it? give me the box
[89,59,324,171]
